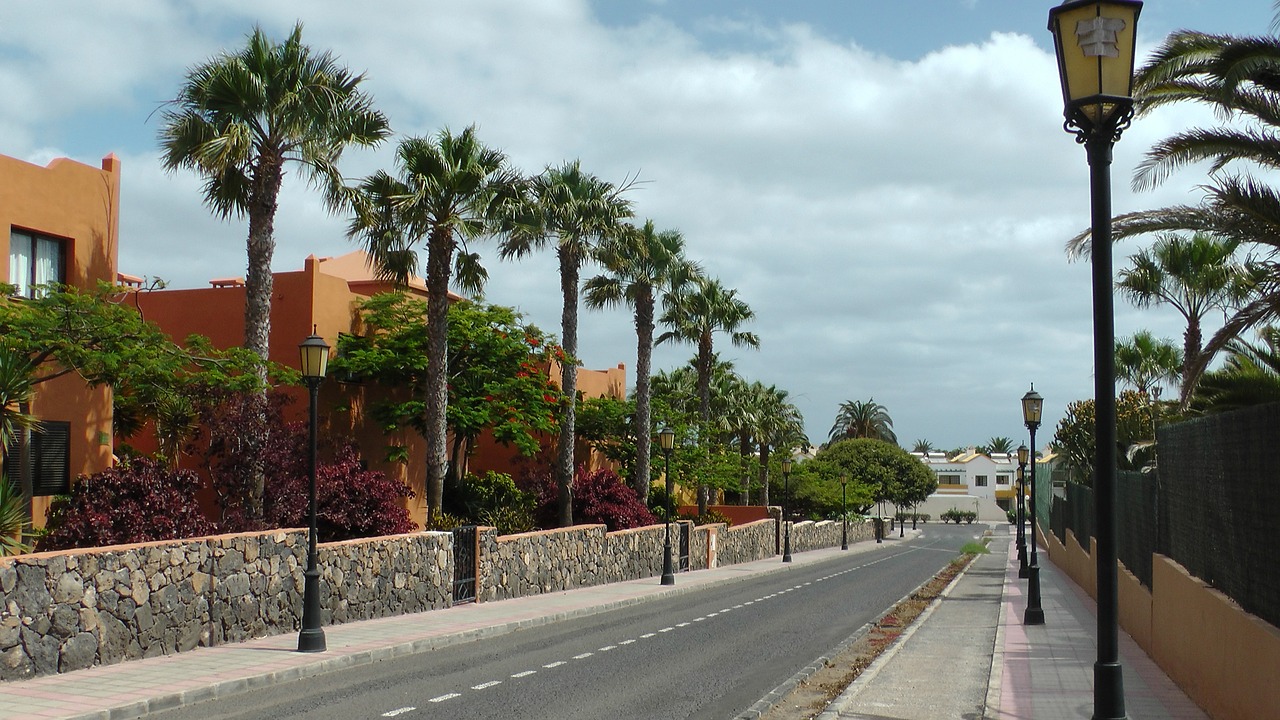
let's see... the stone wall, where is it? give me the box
[789,518,875,553]
[716,519,777,566]
[0,528,453,680]
[478,524,672,602]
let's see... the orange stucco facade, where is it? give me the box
[128,251,627,528]
[1,153,121,526]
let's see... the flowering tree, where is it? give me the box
[333,293,562,514]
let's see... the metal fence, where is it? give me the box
[1049,401,1280,630]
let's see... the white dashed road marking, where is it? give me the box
[428,693,460,703]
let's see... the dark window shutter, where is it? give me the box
[32,421,70,496]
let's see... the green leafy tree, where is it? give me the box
[332,294,560,512]
[341,129,524,522]
[584,219,699,502]
[500,161,635,526]
[575,395,636,476]
[808,439,933,516]
[752,384,806,508]
[828,398,896,445]
[1052,390,1154,484]
[657,277,760,514]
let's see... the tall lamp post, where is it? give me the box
[658,425,676,586]
[1049,2,1142,716]
[1017,444,1029,578]
[297,331,329,653]
[840,475,848,551]
[1021,386,1045,626]
[781,457,792,562]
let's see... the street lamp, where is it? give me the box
[658,425,676,586]
[1017,444,1029,578]
[1021,385,1045,627]
[1049,2,1142,716]
[297,330,329,653]
[781,456,792,562]
[840,475,848,551]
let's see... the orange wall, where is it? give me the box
[1,153,120,524]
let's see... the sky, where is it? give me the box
[1,1,1272,452]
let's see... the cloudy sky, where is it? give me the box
[1,1,1269,452]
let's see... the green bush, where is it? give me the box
[684,508,731,527]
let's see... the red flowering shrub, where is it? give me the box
[261,422,416,542]
[518,465,657,531]
[39,456,218,550]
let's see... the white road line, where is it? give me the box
[641,633,656,638]
[512,670,537,678]
[599,645,617,651]
[544,661,566,668]
[428,693,460,703]
[659,627,674,633]
[620,639,636,645]
[573,652,594,659]
[707,612,720,617]
[382,708,415,717]
[472,681,502,690]
[676,622,690,627]
[693,617,706,622]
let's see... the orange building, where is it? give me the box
[127,251,627,527]
[1,153,121,526]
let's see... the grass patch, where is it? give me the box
[960,540,990,555]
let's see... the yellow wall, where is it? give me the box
[1041,522,1279,720]
[0,153,120,525]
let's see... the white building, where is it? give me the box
[904,449,1025,523]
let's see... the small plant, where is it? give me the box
[961,540,990,554]
[941,508,962,524]
[519,466,657,531]
[0,477,31,556]
[1006,508,1017,524]
[963,510,978,524]
[687,508,731,527]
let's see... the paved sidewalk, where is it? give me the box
[820,526,1209,719]
[0,539,889,720]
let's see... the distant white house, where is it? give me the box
[903,449,1028,523]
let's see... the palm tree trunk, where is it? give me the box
[423,229,454,524]
[633,291,654,504]
[738,432,750,505]
[1182,320,1202,402]
[556,250,580,527]
[696,333,713,515]
[758,443,770,507]
[242,157,283,522]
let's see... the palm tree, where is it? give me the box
[160,23,389,375]
[911,439,934,454]
[1114,330,1183,398]
[0,349,35,555]
[160,23,388,521]
[1191,326,1280,414]
[343,128,522,522]
[657,277,760,514]
[500,161,634,527]
[584,220,700,503]
[985,437,1014,455]
[828,398,896,445]
[752,384,805,508]
[1114,233,1254,396]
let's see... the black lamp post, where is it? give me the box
[1017,444,1029,578]
[840,475,848,551]
[297,330,329,653]
[1022,386,1045,627]
[658,424,676,586]
[1049,2,1141,716]
[781,457,792,562]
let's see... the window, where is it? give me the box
[9,229,66,298]
[997,474,1011,486]
[975,475,989,487]
[939,474,962,485]
[1,421,71,496]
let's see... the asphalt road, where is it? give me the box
[152,524,981,720]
